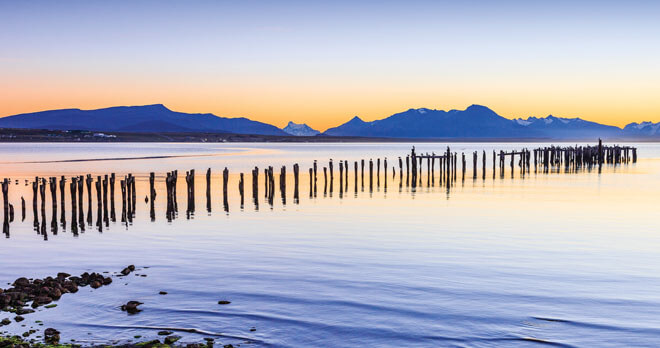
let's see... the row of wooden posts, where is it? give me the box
[2,141,638,235]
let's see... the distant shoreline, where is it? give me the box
[0,128,658,143]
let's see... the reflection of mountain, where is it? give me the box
[0,104,287,136]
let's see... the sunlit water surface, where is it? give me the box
[1,142,660,347]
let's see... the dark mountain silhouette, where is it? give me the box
[0,103,654,139]
[324,105,626,139]
[0,104,287,136]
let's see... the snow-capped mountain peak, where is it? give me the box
[282,121,320,136]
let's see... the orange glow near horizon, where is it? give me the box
[1,78,659,132]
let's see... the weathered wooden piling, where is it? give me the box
[239,172,245,208]
[223,167,229,213]
[377,158,381,187]
[369,159,373,191]
[309,167,313,197]
[354,161,358,192]
[384,158,388,188]
[293,163,299,203]
[461,152,465,181]
[361,159,365,189]
[323,167,328,195]
[279,166,286,204]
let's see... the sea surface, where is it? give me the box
[1,142,660,347]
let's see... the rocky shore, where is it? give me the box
[1,266,242,348]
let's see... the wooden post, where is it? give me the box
[223,167,229,213]
[369,159,373,191]
[293,163,299,203]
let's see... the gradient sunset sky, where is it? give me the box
[1,1,659,131]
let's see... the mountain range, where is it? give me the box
[0,103,658,139]
[0,104,286,136]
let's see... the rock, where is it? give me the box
[120,265,136,276]
[223,345,234,348]
[49,288,62,300]
[14,315,24,322]
[159,291,168,295]
[103,277,113,285]
[34,296,52,305]
[164,335,181,344]
[13,278,29,287]
[1,318,10,325]
[157,330,172,336]
[44,327,60,345]
[90,281,102,289]
[120,301,143,314]
[141,339,161,348]
[16,308,35,315]
[217,300,231,305]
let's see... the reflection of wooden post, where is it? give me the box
[344,160,348,190]
[339,161,344,192]
[384,158,388,188]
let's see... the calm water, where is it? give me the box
[1,142,660,347]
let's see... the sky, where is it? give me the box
[1,0,659,131]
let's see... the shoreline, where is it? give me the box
[0,267,248,348]
[1,128,659,143]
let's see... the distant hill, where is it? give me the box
[324,105,626,139]
[0,104,287,136]
[623,122,660,137]
[282,121,320,136]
